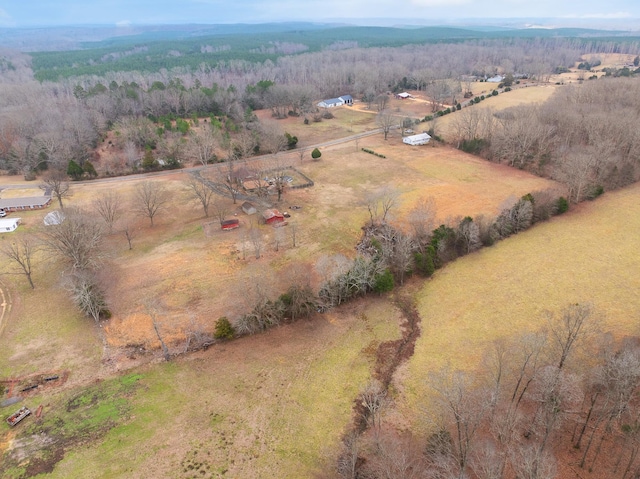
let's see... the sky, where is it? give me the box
[0,0,639,28]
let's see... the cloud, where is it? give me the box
[563,11,632,19]
[116,20,132,27]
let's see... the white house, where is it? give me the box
[317,95,353,108]
[403,132,432,146]
[0,217,21,233]
[487,75,505,83]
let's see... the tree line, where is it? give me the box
[450,77,640,202]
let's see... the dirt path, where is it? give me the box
[0,279,12,341]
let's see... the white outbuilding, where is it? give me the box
[403,132,432,146]
[43,210,66,226]
[0,217,21,233]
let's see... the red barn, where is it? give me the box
[262,209,286,226]
[221,219,240,231]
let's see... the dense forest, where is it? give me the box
[1,29,640,191]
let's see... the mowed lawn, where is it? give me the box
[398,182,640,425]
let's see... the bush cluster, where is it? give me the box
[361,148,386,158]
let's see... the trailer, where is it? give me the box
[7,406,31,427]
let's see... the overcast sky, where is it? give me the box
[1,0,639,27]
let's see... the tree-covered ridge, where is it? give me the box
[30,25,640,81]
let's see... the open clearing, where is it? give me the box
[397,182,640,430]
[2,298,401,478]
[1,85,570,477]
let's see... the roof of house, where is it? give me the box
[0,196,51,209]
[487,75,504,82]
[262,209,284,220]
[339,95,353,101]
[242,201,256,210]
[404,132,432,142]
[320,97,343,106]
[396,92,412,98]
[0,217,21,227]
[233,167,258,181]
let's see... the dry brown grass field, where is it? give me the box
[397,182,640,431]
[0,88,580,477]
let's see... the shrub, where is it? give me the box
[556,197,569,214]
[373,269,395,294]
[414,247,436,277]
[492,90,498,96]
[214,317,235,340]
[285,132,298,149]
[460,138,486,154]
[67,160,84,180]
[587,185,604,200]
[311,148,321,160]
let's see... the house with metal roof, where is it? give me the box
[0,196,52,212]
[317,95,353,108]
[0,217,21,233]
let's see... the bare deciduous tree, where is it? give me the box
[1,236,39,289]
[184,174,214,217]
[41,169,71,209]
[92,190,122,233]
[133,180,170,227]
[376,109,397,140]
[188,128,218,166]
[67,269,109,323]
[143,298,171,361]
[41,207,105,270]
[364,186,399,225]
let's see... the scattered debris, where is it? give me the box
[7,406,31,426]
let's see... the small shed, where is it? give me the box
[242,202,257,215]
[403,132,432,146]
[221,219,240,231]
[395,92,412,99]
[43,210,65,226]
[262,209,286,226]
[0,217,21,233]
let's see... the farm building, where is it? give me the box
[395,92,412,99]
[262,209,286,226]
[0,217,21,233]
[0,196,51,212]
[242,202,257,215]
[317,95,353,108]
[403,132,432,146]
[221,219,240,231]
[487,75,505,83]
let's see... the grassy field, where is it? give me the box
[1,86,571,476]
[397,182,640,430]
[2,298,401,478]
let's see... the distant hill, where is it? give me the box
[4,22,636,81]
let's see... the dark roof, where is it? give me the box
[0,196,51,209]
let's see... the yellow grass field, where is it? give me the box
[397,182,640,430]
[0,91,572,477]
[435,84,559,141]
